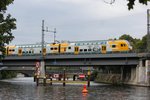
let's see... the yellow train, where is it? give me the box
[5,40,132,56]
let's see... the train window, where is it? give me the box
[29,51,31,53]
[84,49,87,52]
[112,45,116,48]
[26,51,28,53]
[51,48,53,50]
[88,49,92,51]
[40,51,41,53]
[23,51,25,53]
[80,49,83,52]
[121,44,126,47]
[54,48,57,50]
[121,44,123,47]
[9,50,11,51]
[68,47,71,49]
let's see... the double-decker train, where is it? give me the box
[5,39,132,56]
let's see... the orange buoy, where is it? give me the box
[82,85,88,93]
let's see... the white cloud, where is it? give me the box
[6,0,150,44]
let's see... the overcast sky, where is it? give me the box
[7,0,150,44]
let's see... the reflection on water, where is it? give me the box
[0,77,150,100]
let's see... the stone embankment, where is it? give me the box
[95,73,122,84]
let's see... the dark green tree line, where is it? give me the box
[119,34,147,52]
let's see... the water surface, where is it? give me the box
[0,77,150,100]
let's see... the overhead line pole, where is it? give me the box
[40,20,56,78]
[147,9,150,53]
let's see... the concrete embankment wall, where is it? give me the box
[95,60,150,86]
[95,73,122,84]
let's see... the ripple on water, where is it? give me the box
[0,77,150,100]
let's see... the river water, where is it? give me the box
[0,77,150,100]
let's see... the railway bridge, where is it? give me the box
[0,52,150,86]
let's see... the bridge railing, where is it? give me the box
[4,51,139,57]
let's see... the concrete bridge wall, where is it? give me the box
[123,60,150,86]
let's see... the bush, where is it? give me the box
[0,71,17,79]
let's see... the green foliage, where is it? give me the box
[119,34,136,50]
[127,0,150,10]
[104,0,150,10]
[119,34,134,43]
[0,0,16,60]
[0,0,14,12]
[0,71,17,79]
[90,70,98,81]
[119,34,147,52]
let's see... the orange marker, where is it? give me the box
[82,85,88,93]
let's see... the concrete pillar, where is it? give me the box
[145,60,150,86]
[40,60,45,78]
[130,67,136,82]
[134,59,150,86]
[138,60,146,84]
[135,65,139,83]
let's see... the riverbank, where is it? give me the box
[0,77,107,86]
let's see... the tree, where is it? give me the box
[127,0,150,10]
[119,34,135,48]
[103,0,150,10]
[119,34,138,51]
[119,34,147,52]
[0,0,16,59]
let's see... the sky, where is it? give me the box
[7,0,150,44]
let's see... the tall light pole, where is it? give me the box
[40,20,56,78]
[147,9,150,53]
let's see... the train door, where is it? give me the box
[101,45,106,54]
[58,44,61,53]
[43,48,46,56]
[18,48,22,56]
[74,46,79,54]
[59,43,68,53]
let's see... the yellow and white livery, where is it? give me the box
[5,40,132,56]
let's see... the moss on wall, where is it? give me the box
[95,73,122,84]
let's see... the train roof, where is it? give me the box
[70,40,108,43]
[8,39,129,47]
[72,40,108,46]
